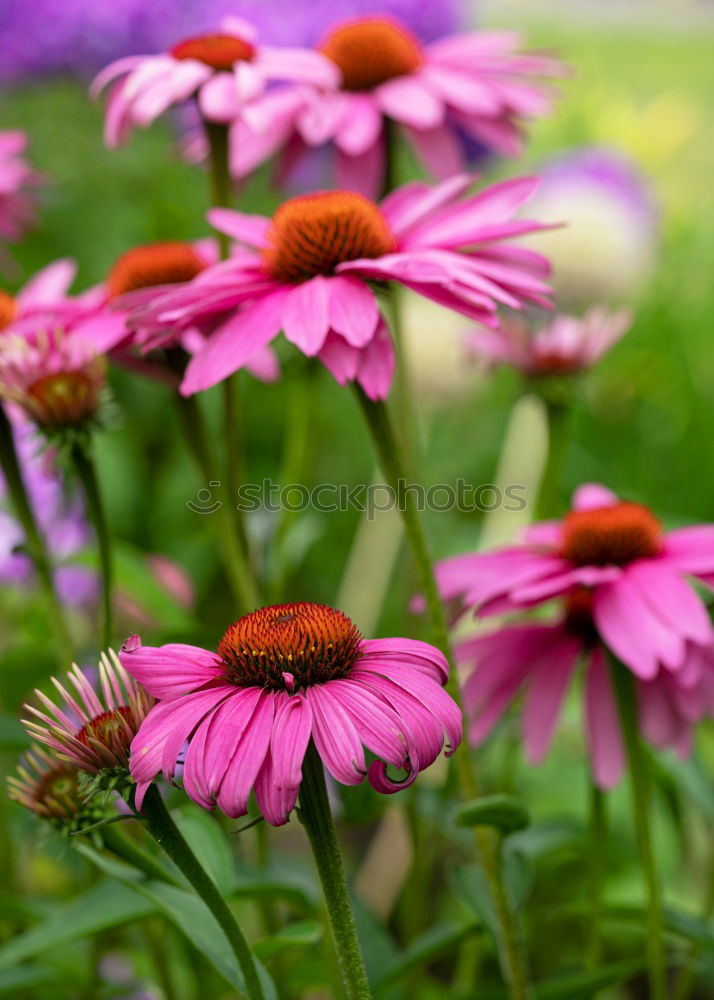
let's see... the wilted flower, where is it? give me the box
[230,19,566,196]
[523,147,658,308]
[7,746,91,826]
[0,131,43,254]
[120,602,461,825]
[0,328,107,434]
[23,651,154,774]
[468,307,632,378]
[127,174,553,398]
[92,16,338,148]
[457,588,714,788]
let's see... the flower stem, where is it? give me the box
[534,397,570,520]
[140,784,265,1000]
[298,741,373,1000]
[174,390,259,613]
[352,386,534,1000]
[0,407,73,662]
[610,659,666,1000]
[70,441,113,651]
[102,823,183,886]
[586,783,606,970]
[673,836,714,1000]
[203,118,258,599]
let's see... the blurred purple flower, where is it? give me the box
[0,0,465,84]
[524,146,659,308]
[0,418,96,604]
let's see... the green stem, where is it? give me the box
[102,823,183,887]
[535,398,570,520]
[204,118,259,601]
[610,659,666,1000]
[70,442,113,651]
[271,361,313,599]
[0,406,73,662]
[352,387,534,1000]
[174,391,258,613]
[204,119,232,256]
[140,784,265,1000]
[299,742,372,1000]
[586,783,607,970]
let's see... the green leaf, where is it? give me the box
[455,795,530,836]
[232,859,319,912]
[0,881,155,968]
[535,960,644,999]
[254,920,323,960]
[76,842,276,999]
[0,964,71,994]
[374,920,480,996]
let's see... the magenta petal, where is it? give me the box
[216,692,275,819]
[572,483,619,511]
[356,317,395,400]
[120,640,224,699]
[328,276,379,347]
[367,757,418,795]
[522,635,580,764]
[254,693,312,826]
[324,678,409,768]
[360,637,449,685]
[306,685,366,785]
[282,278,330,355]
[585,648,625,789]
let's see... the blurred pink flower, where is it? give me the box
[127,175,553,398]
[468,306,632,377]
[0,131,43,253]
[438,483,714,683]
[456,588,714,788]
[230,19,567,196]
[91,15,338,147]
[120,602,461,825]
[0,258,102,338]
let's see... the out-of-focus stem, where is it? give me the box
[586,783,607,970]
[0,406,73,662]
[70,441,113,651]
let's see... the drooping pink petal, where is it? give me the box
[306,684,366,785]
[216,692,276,818]
[584,648,625,789]
[327,276,379,347]
[282,277,331,355]
[522,635,581,764]
[180,288,289,395]
[356,317,395,400]
[207,208,270,249]
[335,143,384,200]
[360,637,450,685]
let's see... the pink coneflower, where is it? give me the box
[0,131,43,250]
[0,327,107,432]
[468,306,632,377]
[23,651,154,774]
[91,16,339,148]
[79,240,279,384]
[127,175,553,398]
[120,602,461,825]
[437,483,714,683]
[457,588,714,788]
[230,19,567,196]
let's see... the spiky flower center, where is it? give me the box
[108,242,205,298]
[263,191,395,283]
[171,33,255,71]
[561,502,662,567]
[26,365,104,429]
[320,18,422,91]
[0,291,17,331]
[76,706,135,749]
[218,602,363,691]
